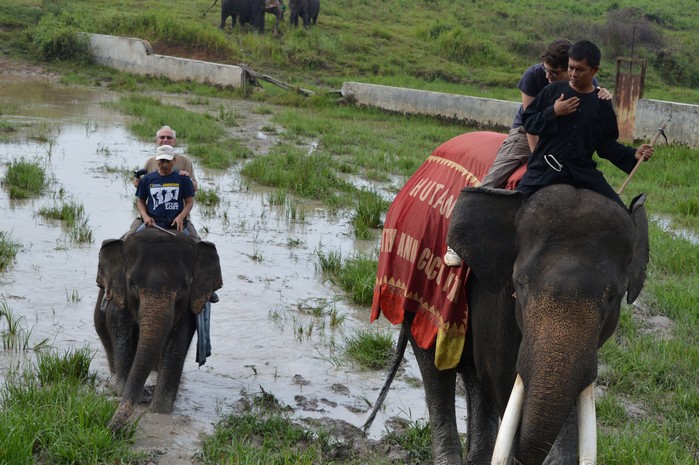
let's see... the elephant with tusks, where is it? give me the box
[366,184,649,465]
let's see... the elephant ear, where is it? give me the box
[447,187,524,293]
[97,239,126,309]
[627,193,649,304]
[190,241,223,315]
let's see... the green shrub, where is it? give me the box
[30,13,90,62]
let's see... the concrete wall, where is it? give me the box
[85,33,247,89]
[634,99,699,147]
[340,82,520,129]
[82,33,698,148]
[341,82,699,149]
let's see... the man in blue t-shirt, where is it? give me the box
[136,145,195,234]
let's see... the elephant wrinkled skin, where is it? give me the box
[94,228,223,430]
[371,184,649,465]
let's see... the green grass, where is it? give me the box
[241,143,356,208]
[0,348,146,465]
[2,159,47,199]
[38,199,94,245]
[351,189,388,240]
[317,250,378,306]
[384,419,432,464]
[344,329,395,370]
[4,0,699,102]
[0,231,21,272]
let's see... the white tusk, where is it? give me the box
[577,383,597,465]
[491,374,525,465]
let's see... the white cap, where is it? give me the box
[155,145,176,161]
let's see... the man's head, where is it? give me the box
[541,38,572,83]
[567,40,601,92]
[156,126,176,147]
[155,145,176,175]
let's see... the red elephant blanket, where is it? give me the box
[371,131,525,369]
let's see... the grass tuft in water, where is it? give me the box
[317,250,378,306]
[344,329,395,370]
[351,189,387,240]
[39,199,94,244]
[0,298,51,352]
[3,159,46,199]
[0,231,21,272]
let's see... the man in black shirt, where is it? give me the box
[517,40,653,206]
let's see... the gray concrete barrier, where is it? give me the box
[341,82,519,130]
[85,33,247,89]
[342,82,699,149]
[82,33,698,148]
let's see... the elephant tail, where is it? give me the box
[362,322,409,434]
[203,0,218,17]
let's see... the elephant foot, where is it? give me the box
[108,399,135,432]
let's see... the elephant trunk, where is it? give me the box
[512,296,601,465]
[108,290,175,431]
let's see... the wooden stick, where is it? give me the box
[617,122,667,195]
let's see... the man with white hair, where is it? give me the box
[128,126,200,239]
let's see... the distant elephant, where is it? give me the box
[289,0,319,28]
[210,0,267,33]
[240,0,285,36]
[368,185,649,465]
[94,228,223,430]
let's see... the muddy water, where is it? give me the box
[0,74,467,461]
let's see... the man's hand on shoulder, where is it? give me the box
[597,86,613,100]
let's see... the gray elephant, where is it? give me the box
[367,185,648,465]
[240,0,285,36]
[94,228,223,430]
[210,0,267,32]
[289,0,319,28]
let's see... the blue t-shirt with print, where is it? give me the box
[136,169,195,227]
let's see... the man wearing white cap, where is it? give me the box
[128,126,200,239]
[134,125,198,191]
[135,144,195,234]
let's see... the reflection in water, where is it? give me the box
[0,76,466,457]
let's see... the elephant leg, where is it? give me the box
[106,301,137,394]
[94,289,114,373]
[151,315,196,413]
[409,335,462,465]
[459,370,499,464]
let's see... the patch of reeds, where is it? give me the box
[0,231,21,272]
[196,187,221,207]
[383,419,432,464]
[0,347,145,464]
[38,198,94,245]
[0,298,51,352]
[344,329,394,370]
[2,159,46,199]
[197,390,329,465]
[317,250,377,306]
[351,189,387,240]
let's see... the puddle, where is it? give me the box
[0,75,466,460]
[651,214,699,245]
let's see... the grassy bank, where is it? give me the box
[2,0,699,102]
